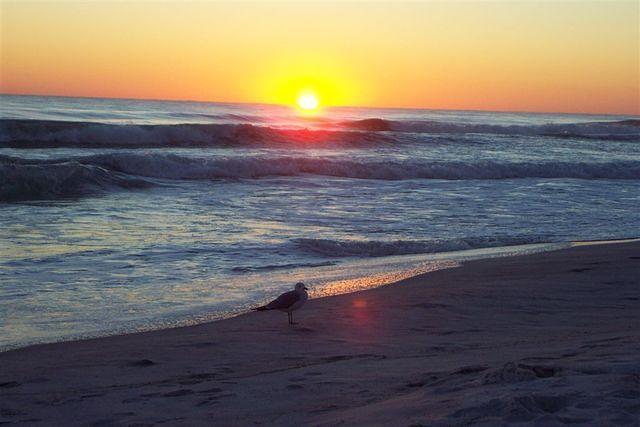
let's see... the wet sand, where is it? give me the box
[1,241,638,426]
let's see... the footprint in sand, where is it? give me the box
[198,387,223,394]
[128,359,156,367]
[568,268,592,273]
[0,381,21,388]
[163,389,194,397]
[287,384,304,390]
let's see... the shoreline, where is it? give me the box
[0,239,575,353]
[1,239,638,425]
[2,238,635,353]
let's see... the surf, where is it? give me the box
[1,117,638,149]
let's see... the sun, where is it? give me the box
[297,92,319,111]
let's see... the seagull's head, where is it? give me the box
[295,282,308,292]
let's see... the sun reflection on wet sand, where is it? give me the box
[308,260,459,299]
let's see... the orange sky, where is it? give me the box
[1,1,638,114]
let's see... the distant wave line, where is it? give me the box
[1,118,638,148]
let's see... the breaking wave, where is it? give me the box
[3,152,639,184]
[95,155,640,180]
[1,118,638,148]
[231,261,337,273]
[340,118,640,141]
[293,236,553,257]
[2,153,638,202]
[0,119,388,148]
[0,159,151,202]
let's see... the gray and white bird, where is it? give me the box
[253,282,309,325]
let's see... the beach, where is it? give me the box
[3,1,639,425]
[1,240,638,426]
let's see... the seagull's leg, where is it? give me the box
[290,312,297,325]
[288,312,292,325]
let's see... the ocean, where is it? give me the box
[1,94,638,350]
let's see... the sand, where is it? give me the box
[1,241,638,426]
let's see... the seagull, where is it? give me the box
[253,282,309,325]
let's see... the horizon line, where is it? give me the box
[1,91,638,118]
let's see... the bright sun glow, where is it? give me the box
[297,93,319,111]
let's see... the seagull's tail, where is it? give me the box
[253,306,269,311]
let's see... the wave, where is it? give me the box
[3,153,637,202]
[340,118,640,141]
[162,112,266,122]
[293,236,552,257]
[0,119,389,148]
[2,153,639,196]
[0,159,151,202]
[231,261,337,273]
[1,118,638,148]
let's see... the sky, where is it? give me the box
[1,1,638,115]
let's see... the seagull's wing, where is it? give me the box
[265,290,300,310]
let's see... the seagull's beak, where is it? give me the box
[304,286,309,290]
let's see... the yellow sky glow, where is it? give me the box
[1,1,638,114]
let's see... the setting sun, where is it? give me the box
[297,93,319,111]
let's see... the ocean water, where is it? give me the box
[1,94,639,350]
